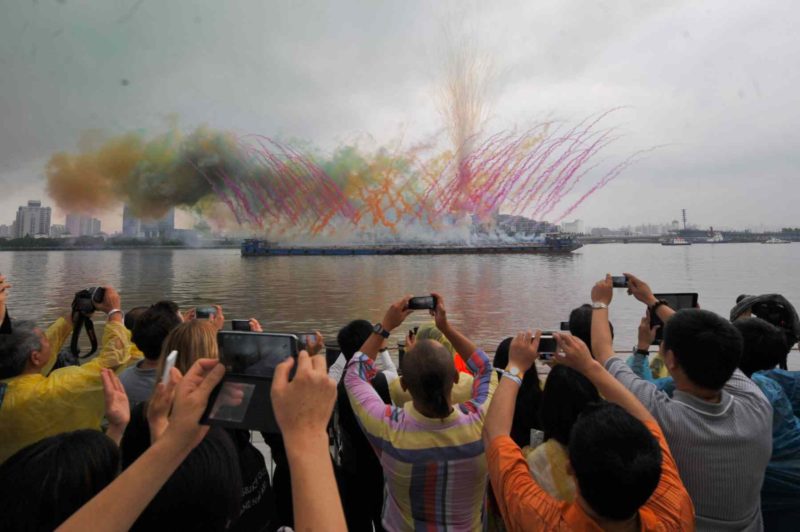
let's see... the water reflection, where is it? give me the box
[1,245,799,354]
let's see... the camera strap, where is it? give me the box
[70,312,99,358]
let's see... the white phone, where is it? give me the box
[161,350,178,385]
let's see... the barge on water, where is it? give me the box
[241,235,582,256]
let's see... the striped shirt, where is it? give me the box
[606,359,773,531]
[345,350,497,531]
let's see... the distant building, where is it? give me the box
[14,200,51,238]
[66,213,102,236]
[0,224,10,238]
[122,205,175,239]
[49,224,68,237]
[561,219,584,234]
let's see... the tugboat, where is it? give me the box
[661,236,691,246]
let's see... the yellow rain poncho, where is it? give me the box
[0,318,131,463]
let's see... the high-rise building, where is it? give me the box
[122,205,175,239]
[0,224,10,238]
[66,213,102,236]
[14,200,51,237]
[50,224,68,237]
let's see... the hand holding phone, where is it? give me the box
[161,350,178,385]
[611,275,628,288]
[196,306,217,319]
[408,295,436,310]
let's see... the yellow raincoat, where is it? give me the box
[0,318,130,463]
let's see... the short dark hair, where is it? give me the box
[494,337,544,447]
[401,339,456,418]
[0,429,120,531]
[569,403,662,520]
[663,309,743,390]
[337,319,373,361]
[569,304,614,354]
[734,318,790,377]
[124,306,149,331]
[0,320,42,379]
[131,302,183,361]
[130,428,242,531]
[540,365,600,446]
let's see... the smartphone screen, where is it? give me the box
[231,319,252,331]
[196,306,217,319]
[408,296,436,310]
[539,335,557,359]
[218,331,299,377]
[611,276,628,288]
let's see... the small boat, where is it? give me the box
[661,237,691,246]
[706,232,724,243]
[763,237,791,244]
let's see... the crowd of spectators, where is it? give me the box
[0,270,798,531]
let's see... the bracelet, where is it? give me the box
[634,348,650,356]
[591,301,608,310]
[650,300,670,315]
[107,309,123,319]
[501,370,522,386]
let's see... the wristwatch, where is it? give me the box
[650,299,670,315]
[591,301,608,310]
[502,366,524,386]
[372,323,391,339]
[633,347,650,356]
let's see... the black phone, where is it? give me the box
[202,331,300,433]
[231,319,252,332]
[611,275,628,288]
[408,295,436,310]
[196,306,217,319]
[651,293,699,344]
[560,321,570,331]
[538,334,558,361]
[91,287,106,304]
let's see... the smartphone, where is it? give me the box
[651,293,699,344]
[296,333,318,350]
[408,295,436,310]
[161,350,178,385]
[560,321,570,331]
[611,276,628,288]
[196,306,217,319]
[538,334,558,361]
[231,319,252,332]
[91,287,106,304]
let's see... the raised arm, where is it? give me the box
[90,287,131,369]
[431,292,477,362]
[57,359,225,532]
[272,351,346,532]
[358,295,412,360]
[589,275,616,365]
[624,273,676,323]
[484,331,540,443]
[555,333,655,424]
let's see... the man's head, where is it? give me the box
[336,319,373,361]
[132,302,183,361]
[400,339,457,418]
[734,318,790,377]
[569,304,614,354]
[569,403,662,521]
[0,320,50,379]
[662,309,743,390]
[124,306,149,332]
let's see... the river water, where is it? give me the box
[1,243,798,365]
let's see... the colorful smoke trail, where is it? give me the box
[44,111,637,240]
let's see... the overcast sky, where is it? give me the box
[1,0,798,232]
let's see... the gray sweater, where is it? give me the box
[606,359,773,531]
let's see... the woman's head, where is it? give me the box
[569,305,614,354]
[0,430,120,531]
[157,320,219,375]
[541,365,601,446]
[733,317,790,376]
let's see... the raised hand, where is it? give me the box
[101,368,130,445]
[305,331,324,356]
[162,359,225,450]
[381,295,413,332]
[553,333,594,374]
[591,275,614,306]
[181,307,196,322]
[249,318,263,333]
[147,371,181,443]
[637,312,658,350]
[430,292,449,332]
[96,286,122,314]
[271,350,337,442]
[211,305,225,331]
[624,272,657,306]
[508,330,541,373]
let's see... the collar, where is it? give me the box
[672,389,734,417]
[403,401,460,426]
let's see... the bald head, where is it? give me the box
[401,339,457,418]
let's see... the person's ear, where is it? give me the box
[29,349,45,368]
[400,376,408,391]
[664,349,678,371]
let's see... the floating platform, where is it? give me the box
[241,236,582,256]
